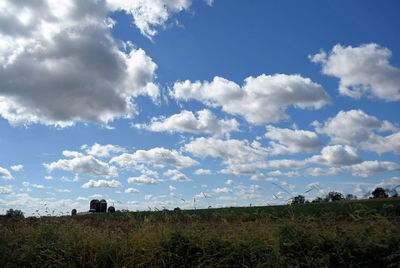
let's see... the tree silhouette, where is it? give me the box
[372,187,388,198]
[291,195,305,205]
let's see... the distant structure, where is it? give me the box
[108,206,115,213]
[100,199,107,212]
[72,199,116,215]
[89,199,100,213]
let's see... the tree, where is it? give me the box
[291,195,305,205]
[345,194,357,201]
[312,197,323,203]
[372,187,388,198]
[326,191,344,202]
[6,209,24,218]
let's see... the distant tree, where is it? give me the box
[312,197,323,203]
[326,191,344,202]
[372,187,388,198]
[6,209,24,218]
[345,194,358,201]
[291,195,305,205]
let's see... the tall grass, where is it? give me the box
[1,199,400,267]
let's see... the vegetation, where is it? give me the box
[1,198,400,267]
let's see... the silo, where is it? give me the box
[108,206,115,213]
[99,199,107,213]
[90,199,100,212]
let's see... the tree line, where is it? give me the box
[291,187,398,205]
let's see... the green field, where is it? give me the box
[1,199,400,267]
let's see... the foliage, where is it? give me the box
[372,187,389,198]
[291,195,305,205]
[1,199,400,267]
[5,209,24,219]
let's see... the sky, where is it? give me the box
[1,0,400,216]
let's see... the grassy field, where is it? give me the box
[1,199,400,267]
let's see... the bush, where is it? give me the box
[5,209,24,218]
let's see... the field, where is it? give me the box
[1,199,400,267]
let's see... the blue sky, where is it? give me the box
[1,0,400,216]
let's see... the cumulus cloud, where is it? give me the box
[111,147,198,169]
[106,0,193,39]
[309,145,362,166]
[82,179,122,188]
[0,0,159,127]
[81,143,126,158]
[184,137,267,175]
[0,166,12,180]
[127,175,158,185]
[125,187,139,194]
[212,187,232,194]
[44,155,118,178]
[307,167,342,177]
[163,169,191,182]
[265,125,323,155]
[347,161,400,178]
[169,185,176,191]
[267,170,302,177]
[314,109,400,154]
[305,182,323,191]
[172,74,330,124]
[10,164,23,171]
[0,186,12,194]
[56,188,71,193]
[225,179,234,185]
[250,173,277,182]
[134,109,239,135]
[310,43,400,101]
[193,168,211,175]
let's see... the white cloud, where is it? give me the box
[10,164,23,171]
[56,189,70,193]
[267,170,302,177]
[347,161,400,178]
[314,109,400,154]
[305,182,323,191]
[62,151,84,158]
[309,145,362,166]
[0,166,12,180]
[0,186,12,194]
[77,197,88,201]
[111,147,198,169]
[125,187,139,194]
[250,173,277,182]
[184,137,267,175]
[81,179,122,188]
[163,169,191,182]
[310,43,400,101]
[44,155,118,178]
[127,175,158,185]
[44,176,54,180]
[376,177,400,189]
[27,182,44,189]
[218,196,237,201]
[172,74,330,125]
[106,0,192,39]
[307,167,342,177]
[169,185,176,191]
[225,179,234,185]
[212,187,232,194]
[82,143,126,158]
[193,168,211,175]
[265,125,323,155]
[134,109,239,135]
[0,0,159,127]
